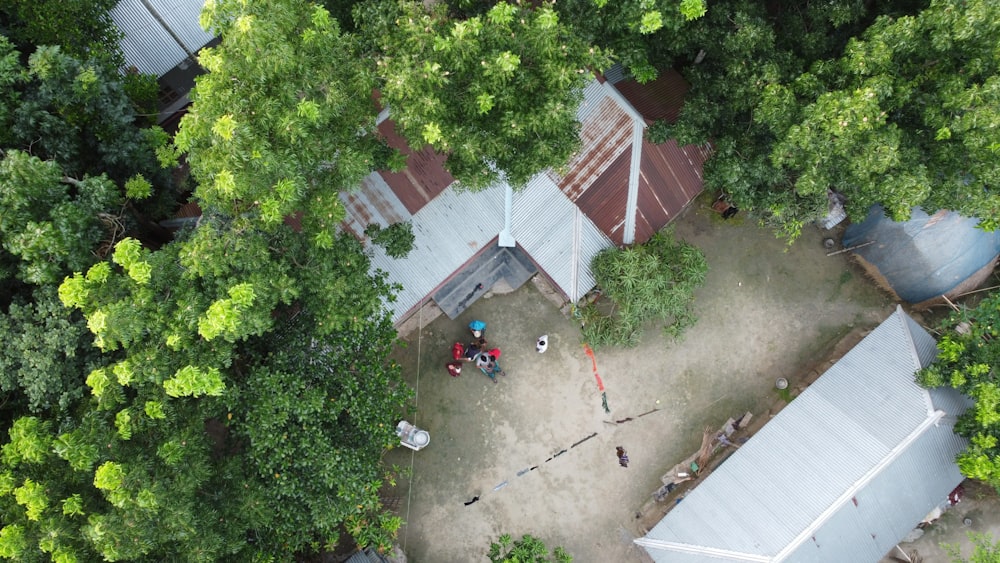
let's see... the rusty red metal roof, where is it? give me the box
[558,94,633,202]
[573,149,631,246]
[612,68,690,123]
[556,79,708,246]
[633,138,710,244]
[174,201,201,218]
[376,119,454,215]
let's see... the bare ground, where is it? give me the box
[382,195,903,562]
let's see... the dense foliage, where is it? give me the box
[552,0,707,83]
[364,222,415,259]
[0,34,172,426]
[581,230,707,348]
[653,0,1000,239]
[918,294,1000,491]
[769,0,1000,230]
[7,0,1000,559]
[177,0,391,247]
[945,532,1000,563]
[359,0,611,189]
[0,0,413,559]
[0,37,178,234]
[0,0,121,67]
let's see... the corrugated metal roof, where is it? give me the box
[110,0,214,77]
[340,173,411,238]
[785,422,969,562]
[145,0,215,53]
[603,63,627,84]
[111,0,189,76]
[639,307,969,563]
[349,76,707,323]
[511,174,612,303]
[560,90,633,202]
[363,182,505,322]
[634,138,708,244]
[613,67,691,124]
[574,149,630,245]
[376,119,455,214]
[359,172,612,323]
[561,80,707,245]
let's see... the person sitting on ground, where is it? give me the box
[464,338,487,361]
[475,352,491,369]
[469,320,486,339]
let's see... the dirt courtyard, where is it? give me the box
[382,196,897,562]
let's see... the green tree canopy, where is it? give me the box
[0,151,120,285]
[233,310,410,553]
[358,0,610,189]
[661,0,999,239]
[918,293,1000,491]
[176,0,386,247]
[0,0,416,558]
[552,0,707,83]
[769,0,1000,229]
[0,36,170,426]
[946,532,1000,563]
[0,42,170,185]
[0,0,122,67]
[0,287,99,416]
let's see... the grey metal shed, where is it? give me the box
[637,306,970,562]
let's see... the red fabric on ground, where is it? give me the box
[583,344,605,391]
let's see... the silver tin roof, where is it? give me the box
[110,0,214,77]
[638,306,969,562]
[354,172,612,323]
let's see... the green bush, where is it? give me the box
[365,222,415,259]
[488,533,571,563]
[581,229,707,348]
[645,119,672,144]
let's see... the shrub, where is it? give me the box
[365,222,415,259]
[581,229,707,348]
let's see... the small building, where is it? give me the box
[843,205,1000,308]
[636,306,970,562]
[110,0,711,322]
[342,65,711,322]
[109,0,218,124]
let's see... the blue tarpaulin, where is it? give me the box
[843,206,1000,303]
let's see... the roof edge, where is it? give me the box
[603,81,646,125]
[894,304,938,415]
[633,538,771,562]
[772,408,947,561]
[895,304,924,372]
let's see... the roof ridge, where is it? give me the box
[772,409,946,561]
[894,304,924,372]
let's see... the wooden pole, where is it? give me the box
[826,240,875,257]
[954,284,1000,299]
